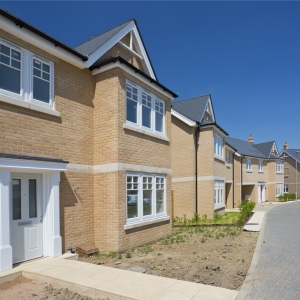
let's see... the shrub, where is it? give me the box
[126,252,132,258]
[108,251,117,259]
[237,200,255,225]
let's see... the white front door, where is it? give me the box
[11,173,43,264]
[258,184,266,203]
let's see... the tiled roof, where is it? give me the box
[253,142,276,158]
[282,149,300,162]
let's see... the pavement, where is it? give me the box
[0,254,238,300]
[237,201,300,300]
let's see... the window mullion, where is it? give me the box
[153,176,156,216]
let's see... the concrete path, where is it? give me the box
[243,211,265,232]
[0,255,238,300]
[237,201,300,300]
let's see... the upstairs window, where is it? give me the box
[258,160,263,172]
[246,159,252,171]
[276,161,283,173]
[226,150,230,164]
[214,133,223,157]
[126,80,165,134]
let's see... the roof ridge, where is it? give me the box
[172,94,211,103]
[74,18,135,49]
[254,141,275,145]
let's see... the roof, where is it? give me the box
[0,152,69,163]
[75,20,132,56]
[172,95,210,123]
[253,142,276,158]
[282,149,300,162]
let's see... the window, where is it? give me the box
[126,173,166,223]
[0,38,54,109]
[258,160,263,172]
[276,161,283,173]
[214,181,224,209]
[276,183,283,197]
[246,159,252,171]
[126,80,165,134]
[214,133,223,157]
[226,150,230,164]
[284,184,288,194]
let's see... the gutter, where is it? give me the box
[194,122,201,213]
[0,8,88,61]
[90,56,178,98]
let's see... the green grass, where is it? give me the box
[173,212,241,226]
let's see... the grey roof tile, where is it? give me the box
[253,142,276,158]
[282,149,300,162]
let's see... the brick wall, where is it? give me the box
[283,156,300,195]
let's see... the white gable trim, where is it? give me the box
[171,108,197,127]
[200,96,215,123]
[270,142,279,157]
[0,15,86,69]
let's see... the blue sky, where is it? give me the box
[1,1,300,149]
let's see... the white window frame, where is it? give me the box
[126,173,166,224]
[246,159,252,171]
[258,160,263,172]
[0,38,55,110]
[126,80,165,136]
[214,133,223,158]
[284,184,288,194]
[276,183,283,197]
[276,161,283,173]
[226,150,230,164]
[214,180,224,209]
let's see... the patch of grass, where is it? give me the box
[93,252,102,259]
[126,252,132,258]
[108,251,117,259]
[117,254,122,259]
[141,246,154,254]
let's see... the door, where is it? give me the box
[258,184,266,203]
[11,173,43,264]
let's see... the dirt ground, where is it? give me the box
[0,276,108,300]
[79,226,258,291]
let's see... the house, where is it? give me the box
[280,143,300,198]
[171,95,235,219]
[226,136,284,205]
[0,8,177,272]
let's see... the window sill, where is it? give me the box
[246,170,252,173]
[0,94,60,117]
[226,164,231,168]
[123,123,170,142]
[276,172,283,174]
[214,155,224,162]
[214,205,225,211]
[124,216,170,230]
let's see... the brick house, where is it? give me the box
[280,143,300,198]
[0,9,177,272]
[171,95,235,219]
[226,136,284,205]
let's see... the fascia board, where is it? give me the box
[84,21,135,68]
[234,152,242,157]
[0,16,86,69]
[92,61,174,99]
[204,124,226,138]
[171,108,197,127]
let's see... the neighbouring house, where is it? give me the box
[0,8,177,272]
[171,95,235,220]
[226,136,284,205]
[280,143,300,199]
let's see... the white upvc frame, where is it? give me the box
[214,180,224,209]
[126,172,166,224]
[214,133,223,158]
[276,183,283,197]
[284,184,288,194]
[246,159,252,171]
[126,80,165,136]
[276,161,283,173]
[258,160,264,172]
[0,38,55,110]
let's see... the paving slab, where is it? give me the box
[243,212,265,232]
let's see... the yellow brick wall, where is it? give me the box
[283,156,300,195]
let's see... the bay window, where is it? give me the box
[126,80,165,134]
[126,173,166,223]
[0,38,54,109]
[214,181,224,209]
[214,133,223,158]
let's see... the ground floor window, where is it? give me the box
[126,173,166,223]
[284,184,288,193]
[214,180,224,209]
[276,183,283,197]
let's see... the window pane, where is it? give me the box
[12,179,21,220]
[34,59,41,69]
[0,54,9,65]
[126,99,137,123]
[11,59,21,70]
[143,190,152,216]
[42,72,50,81]
[33,68,41,77]
[155,111,163,132]
[0,44,10,56]
[127,191,138,219]
[33,77,50,103]
[11,50,21,61]
[29,179,37,218]
[142,106,151,128]
[156,189,164,213]
[0,64,20,94]
[42,63,50,73]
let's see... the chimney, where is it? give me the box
[248,134,254,144]
[284,142,289,150]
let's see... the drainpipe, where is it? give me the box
[232,152,235,208]
[194,123,200,214]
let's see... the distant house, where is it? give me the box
[226,136,284,205]
[171,95,234,219]
[280,143,300,198]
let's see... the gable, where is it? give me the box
[201,97,215,123]
[271,142,279,156]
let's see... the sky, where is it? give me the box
[1,1,300,149]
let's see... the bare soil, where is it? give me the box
[0,276,108,300]
[79,226,258,290]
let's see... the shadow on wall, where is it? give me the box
[242,185,255,201]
